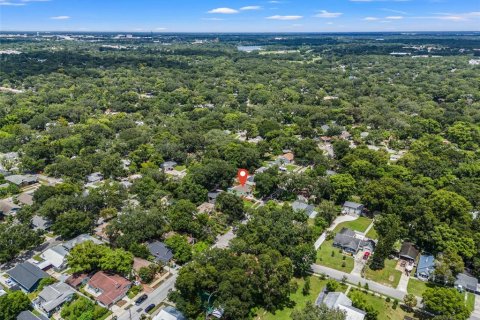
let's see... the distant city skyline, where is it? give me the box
[1,0,479,32]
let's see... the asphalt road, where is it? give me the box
[311,264,406,300]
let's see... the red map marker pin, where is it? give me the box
[237,169,249,186]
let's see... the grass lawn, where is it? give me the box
[316,240,354,273]
[127,285,143,299]
[243,199,254,209]
[32,254,43,262]
[333,217,372,233]
[406,278,440,297]
[467,293,475,313]
[347,288,413,320]
[286,164,297,172]
[364,259,402,288]
[255,276,347,320]
[366,227,378,240]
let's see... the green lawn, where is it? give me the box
[333,217,373,234]
[174,165,186,171]
[286,164,297,172]
[364,259,402,288]
[347,288,413,320]
[365,227,378,240]
[316,240,354,273]
[255,276,346,320]
[407,278,436,297]
[467,293,475,313]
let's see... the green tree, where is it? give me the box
[329,174,356,204]
[291,302,346,320]
[422,287,470,320]
[0,291,31,320]
[215,192,244,223]
[52,210,93,239]
[403,293,417,311]
[165,234,193,264]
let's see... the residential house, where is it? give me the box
[415,255,435,281]
[86,172,103,184]
[399,242,420,262]
[17,311,49,320]
[161,161,178,171]
[276,152,294,165]
[0,199,21,216]
[40,245,69,271]
[321,124,330,133]
[85,271,131,308]
[197,202,215,214]
[5,174,37,187]
[228,182,254,198]
[63,234,103,250]
[17,192,34,206]
[207,190,223,204]
[147,241,174,264]
[65,273,90,289]
[342,201,364,216]
[6,262,49,292]
[32,215,52,231]
[340,131,352,140]
[292,200,318,218]
[318,292,366,320]
[333,228,375,255]
[33,282,75,317]
[153,306,187,320]
[455,273,479,294]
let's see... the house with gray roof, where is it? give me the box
[399,242,419,262]
[292,200,318,218]
[63,234,103,250]
[6,262,49,292]
[32,215,52,231]
[33,282,76,317]
[0,199,21,216]
[40,244,69,271]
[318,292,366,320]
[147,241,173,264]
[17,311,48,320]
[342,201,364,216]
[5,174,37,187]
[161,161,178,171]
[333,228,375,254]
[17,192,34,206]
[455,273,479,294]
[208,190,223,204]
[415,255,435,281]
[86,172,103,184]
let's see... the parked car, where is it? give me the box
[363,252,370,260]
[135,294,148,305]
[144,304,155,313]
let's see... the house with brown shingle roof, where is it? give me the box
[85,271,131,308]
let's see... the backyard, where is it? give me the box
[333,217,373,233]
[255,276,346,320]
[316,240,354,273]
[347,288,414,320]
[364,259,402,288]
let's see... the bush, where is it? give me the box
[331,251,335,257]
[342,262,346,268]
[392,299,398,309]
[326,280,339,292]
[386,297,391,302]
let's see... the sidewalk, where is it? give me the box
[471,294,480,320]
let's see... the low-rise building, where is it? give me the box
[161,161,178,171]
[147,240,174,264]
[40,245,69,271]
[455,273,479,294]
[333,228,375,255]
[0,199,21,216]
[318,292,366,320]
[6,262,49,292]
[292,200,317,218]
[86,271,131,308]
[342,201,364,216]
[399,242,419,262]
[415,255,435,281]
[17,310,49,320]
[153,306,187,320]
[5,174,37,187]
[33,282,75,317]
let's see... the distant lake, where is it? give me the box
[237,46,262,52]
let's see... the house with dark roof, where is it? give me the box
[85,271,131,308]
[415,255,435,281]
[0,199,21,216]
[147,240,174,264]
[333,228,375,254]
[292,200,318,218]
[5,174,37,187]
[208,190,223,204]
[455,273,479,294]
[399,242,419,262]
[17,311,48,320]
[342,201,364,216]
[6,262,49,292]
[33,282,75,317]
[32,215,52,231]
[65,273,90,289]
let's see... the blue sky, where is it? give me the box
[0,0,479,32]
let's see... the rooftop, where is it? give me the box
[7,262,49,291]
[147,241,174,263]
[88,271,131,306]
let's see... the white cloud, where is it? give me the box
[266,15,303,20]
[381,8,407,15]
[364,17,380,21]
[155,27,167,31]
[50,15,70,20]
[240,6,261,11]
[0,1,26,6]
[208,7,238,14]
[386,15,403,19]
[315,10,343,18]
[202,17,225,21]
[431,11,480,21]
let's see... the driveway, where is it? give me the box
[351,250,367,277]
[471,294,480,320]
[314,215,359,250]
[311,264,406,301]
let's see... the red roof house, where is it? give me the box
[85,271,131,308]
